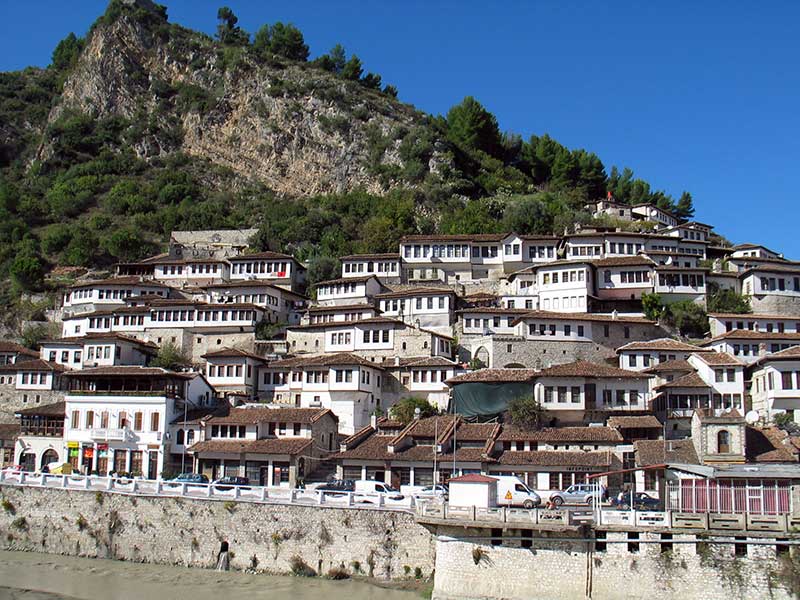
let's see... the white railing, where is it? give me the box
[0,470,417,512]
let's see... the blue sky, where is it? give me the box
[1,1,798,257]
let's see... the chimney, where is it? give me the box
[394,356,400,367]
[370,414,377,428]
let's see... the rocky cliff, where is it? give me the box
[44,4,453,197]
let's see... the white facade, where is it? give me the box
[536,262,593,313]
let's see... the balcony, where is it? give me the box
[90,427,133,442]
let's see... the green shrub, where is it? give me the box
[289,555,316,577]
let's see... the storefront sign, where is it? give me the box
[97,444,109,451]
[66,442,79,449]
[83,447,94,459]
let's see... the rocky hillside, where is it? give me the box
[45,4,452,197]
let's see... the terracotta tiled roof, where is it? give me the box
[707,312,792,320]
[704,330,800,343]
[592,256,655,268]
[694,408,743,423]
[380,356,458,368]
[456,307,531,315]
[635,439,699,466]
[287,316,404,330]
[617,338,708,353]
[449,473,497,483]
[65,366,193,378]
[756,345,800,363]
[746,427,797,463]
[641,359,694,374]
[205,407,335,425]
[15,401,66,417]
[0,359,66,373]
[42,333,158,349]
[70,277,170,289]
[446,368,538,384]
[515,311,655,325]
[498,426,623,442]
[607,416,663,430]
[0,342,37,357]
[692,352,742,366]
[228,251,296,261]
[188,437,312,455]
[400,233,509,243]
[201,348,266,362]
[375,287,455,299]
[307,304,377,313]
[314,275,379,286]
[268,352,385,370]
[340,253,400,260]
[496,450,612,467]
[655,372,709,389]
[535,361,650,379]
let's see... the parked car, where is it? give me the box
[170,473,209,484]
[549,483,607,506]
[494,475,541,509]
[354,479,404,501]
[401,483,449,501]
[611,491,660,510]
[317,479,355,496]
[212,476,250,490]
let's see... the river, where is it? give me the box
[0,551,422,600]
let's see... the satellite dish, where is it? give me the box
[745,410,760,425]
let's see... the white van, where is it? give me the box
[493,475,541,509]
[354,479,404,500]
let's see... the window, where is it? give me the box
[571,386,581,403]
[717,430,731,454]
[134,412,143,432]
[150,412,160,432]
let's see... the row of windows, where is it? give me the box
[48,350,82,363]
[70,410,159,432]
[343,261,397,273]
[714,368,738,383]
[529,323,587,337]
[318,283,361,296]
[607,242,644,255]
[230,261,289,275]
[529,246,556,259]
[210,424,247,438]
[603,270,650,284]
[542,269,586,285]
[208,364,253,379]
[569,245,602,257]
[220,293,278,306]
[411,369,446,383]
[540,296,586,311]
[362,329,391,343]
[329,332,352,345]
[380,296,448,311]
[86,345,117,361]
[767,371,800,391]
[723,320,799,333]
[152,309,255,322]
[404,244,470,259]
[310,312,366,323]
[626,353,679,368]
[759,277,800,292]
[658,273,705,288]
[20,372,49,385]
[465,317,513,330]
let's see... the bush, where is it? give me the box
[507,395,545,431]
[390,397,438,424]
[1,498,15,514]
[326,566,350,580]
[289,555,316,577]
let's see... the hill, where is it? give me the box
[0,0,703,330]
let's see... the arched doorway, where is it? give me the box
[473,346,490,368]
[504,363,526,369]
[717,430,730,453]
[41,449,59,470]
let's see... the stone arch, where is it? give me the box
[41,449,59,469]
[504,362,526,369]
[717,430,730,453]
[474,346,490,368]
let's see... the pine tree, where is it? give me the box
[675,191,695,220]
[446,97,502,158]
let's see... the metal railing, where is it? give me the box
[0,469,417,512]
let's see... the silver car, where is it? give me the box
[549,483,605,506]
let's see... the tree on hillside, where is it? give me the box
[216,7,248,45]
[306,255,340,288]
[313,44,347,74]
[341,55,364,81]
[51,33,84,71]
[507,395,545,431]
[641,292,665,321]
[446,97,502,158]
[253,22,309,61]
[665,300,708,338]
[9,240,44,291]
[674,191,695,220]
[390,397,438,424]
[151,342,190,370]
[706,283,751,314]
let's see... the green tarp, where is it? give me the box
[451,382,533,418]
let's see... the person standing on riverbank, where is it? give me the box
[216,540,229,571]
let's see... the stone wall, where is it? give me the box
[750,294,800,317]
[0,485,435,580]
[432,527,796,600]
[0,388,65,424]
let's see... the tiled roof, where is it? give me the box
[704,330,800,343]
[268,352,385,370]
[287,316,403,330]
[746,427,797,463]
[70,277,169,289]
[205,407,335,425]
[694,408,743,423]
[227,251,295,261]
[307,304,377,313]
[498,426,623,442]
[400,233,508,243]
[65,366,193,378]
[314,275,378,286]
[642,359,694,374]
[0,342,37,356]
[617,338,708,353]
[707,312,793,320]
[380,356,458,368]
[449,473,497,484]
[15,401,66,417]
[446,368,538,384]
[340,253,400,260]
[655,372,709,389]
[496,450,612,467]
[757,345,800,363]
[334,435,489,463]
[592,256,655,268]
[201,348,266,362]
[607,416,663,430]
[456,307,531,315]
[535,361,649,379]
[42,333,158,349]
[375,287,455,299]
[692,352,742,366]
[187,437,312,455]
[635,439,699,466]
[0,359,66,373]
[515,311,655,325]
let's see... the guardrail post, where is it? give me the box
[61,475,68,488]
[502,507,507,523]
[317,491,325,505]
[106,477,113,491]
[0,470,5,483]
[84,476,91,490]
[131,480,138,493]
[39,474,47,487]
[233,486,240,500]
[346,492,353,506]
[19,472,26,485]
[289,489,297,504]
[155,480,162,495]
[471,506,476,521]
[260,487,267,501]
[206,484,212,498]
[181,482,187,497]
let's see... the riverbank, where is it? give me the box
[0,551,420,600]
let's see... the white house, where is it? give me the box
[617,338,712,371]
[62,366,215,477]
[13,401,65,472]
[201,348,267,402]
[340,253,402,283]
[227,251,306,292]
[314,275,383,307]
[375,287,455,332]
[534,260,593,313]
[749,346,800,424]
